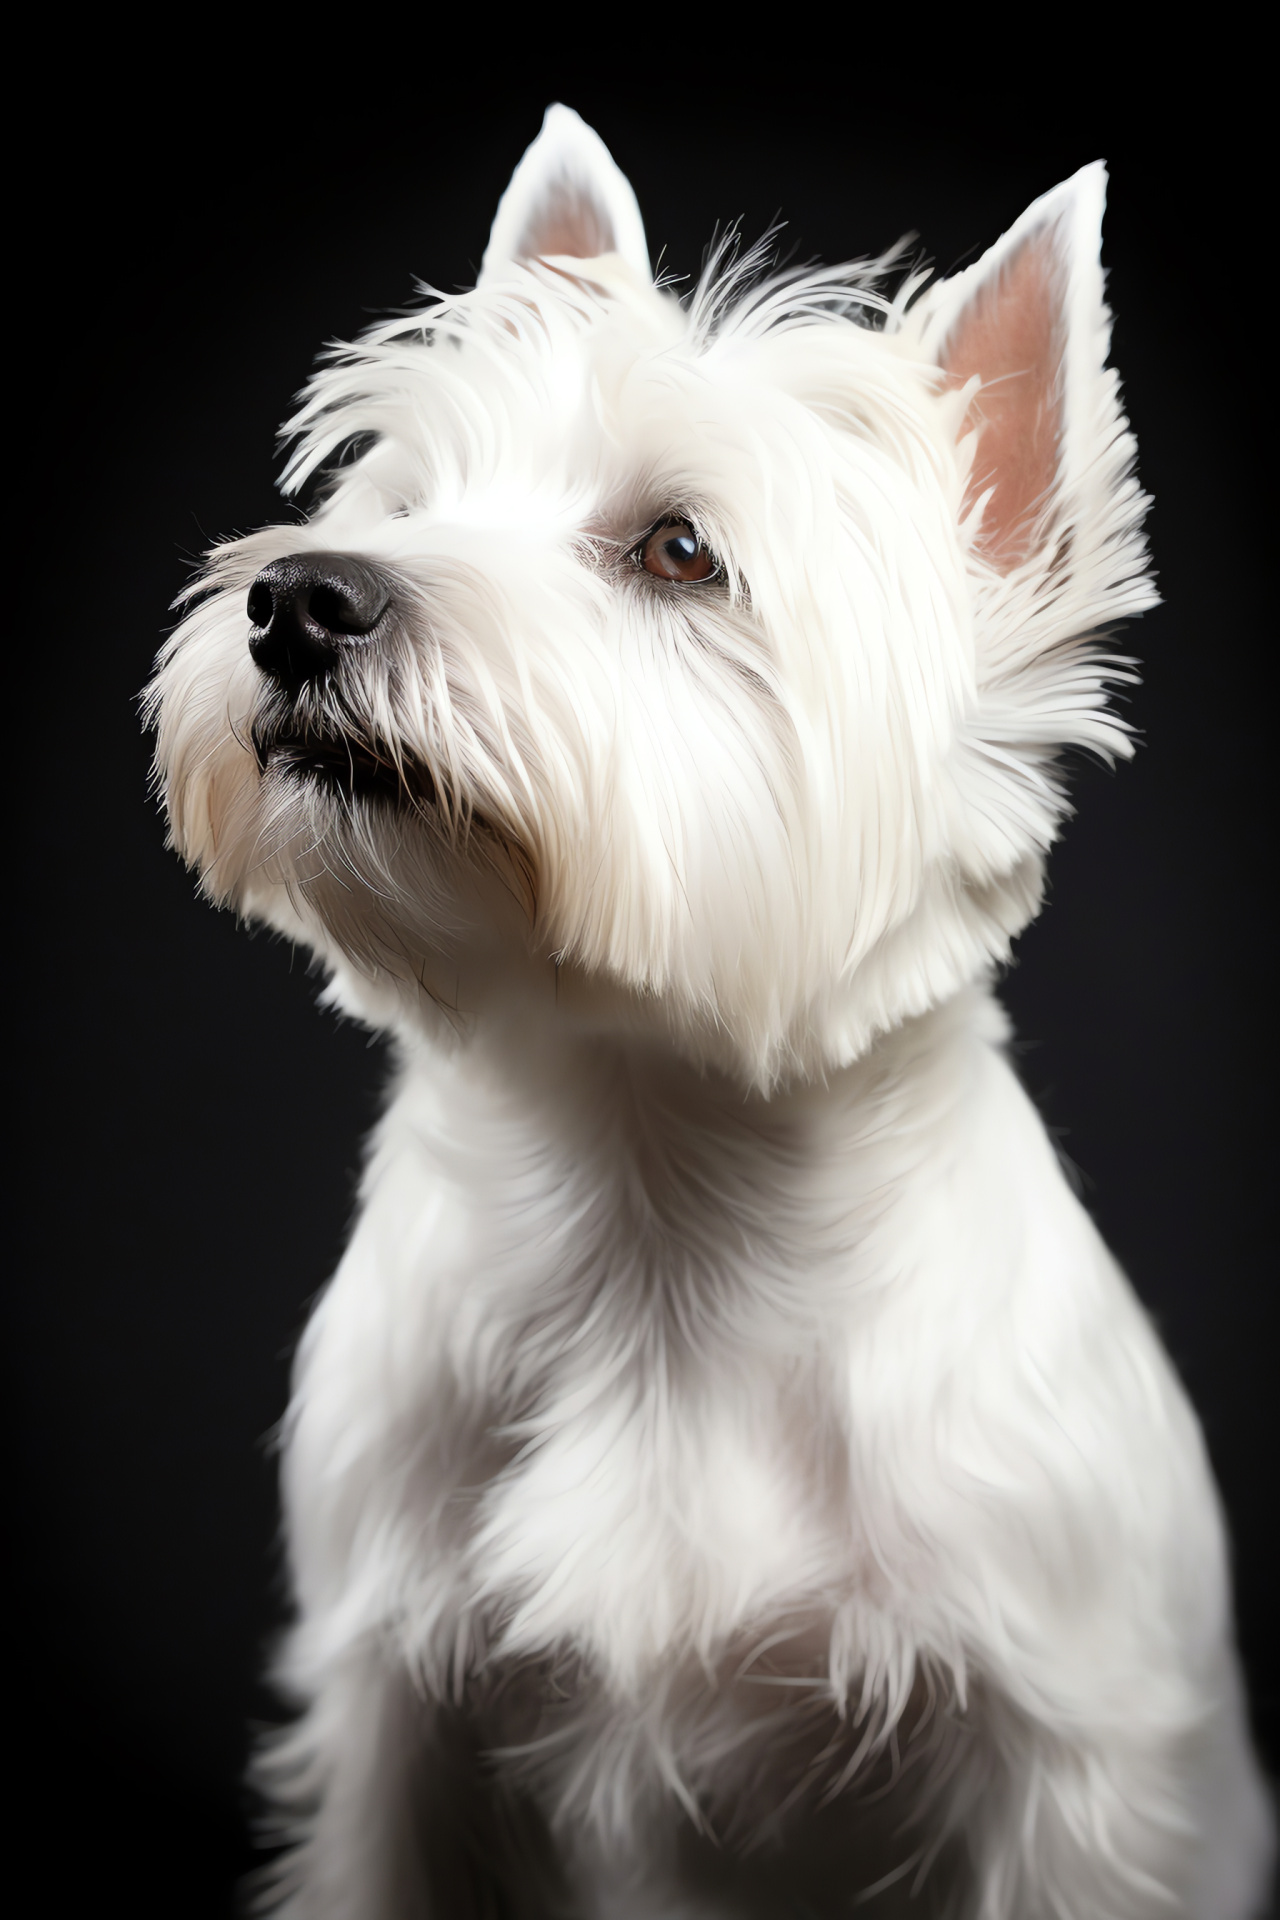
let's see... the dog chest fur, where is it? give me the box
[283,986,1220,1739]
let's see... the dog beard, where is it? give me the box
[244,625,537,988]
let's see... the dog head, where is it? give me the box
[147,106,1152,1086]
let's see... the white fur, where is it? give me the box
[148,107,1273,1916]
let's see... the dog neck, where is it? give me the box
[385,978,1008,1340]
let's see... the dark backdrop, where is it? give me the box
[15,35,1274,1916]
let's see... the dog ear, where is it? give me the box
[919,163,1122,574]
[480,104,650,284]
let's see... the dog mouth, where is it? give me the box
[253,723,436,807]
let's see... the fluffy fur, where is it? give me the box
[147,107,1274,1916]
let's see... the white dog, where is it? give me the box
[148,107,1273,1917]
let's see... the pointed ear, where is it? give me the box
[919,163,1117,573]
[480,104,650,284]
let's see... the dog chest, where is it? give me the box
[468,1342,856,1688]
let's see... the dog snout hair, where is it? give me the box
[247,552,394,687]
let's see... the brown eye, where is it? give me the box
[637,520,718,583]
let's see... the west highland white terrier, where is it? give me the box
[147,107,1274,1917]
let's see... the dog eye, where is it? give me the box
[636,520,719,583]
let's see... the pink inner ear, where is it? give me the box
[516,176,616,261]
[941,227,1066,571]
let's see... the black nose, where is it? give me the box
[247,553,393,684]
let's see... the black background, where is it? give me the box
[15,31,1274,1916]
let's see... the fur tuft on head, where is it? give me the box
[147,120,1154,1088]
